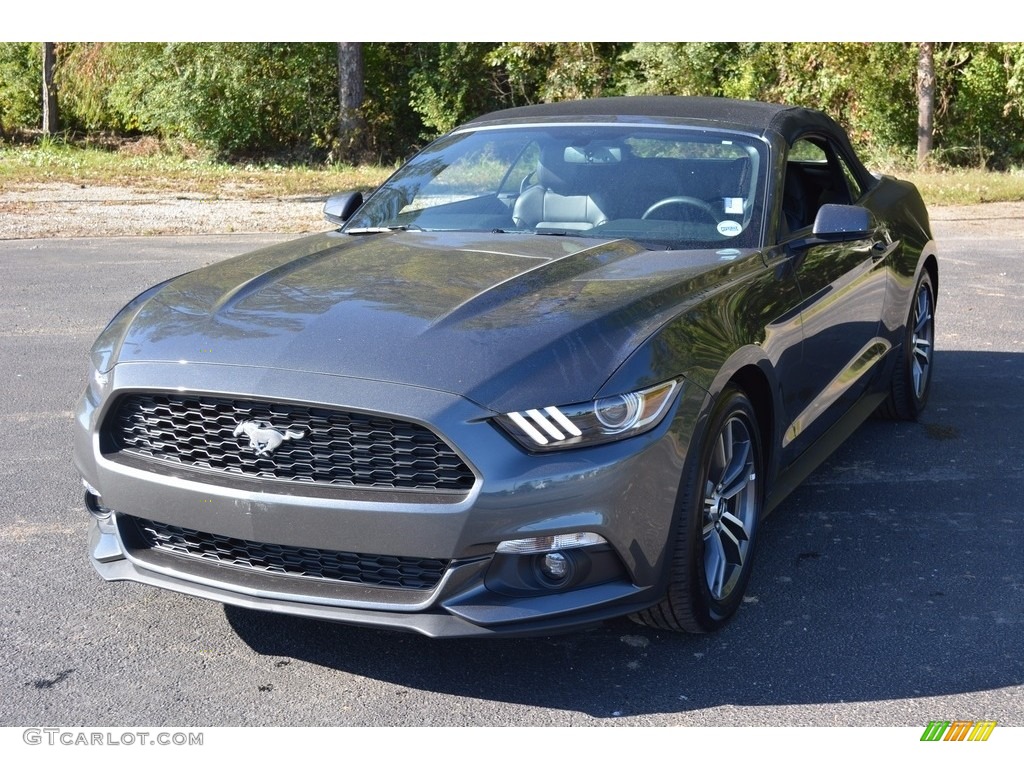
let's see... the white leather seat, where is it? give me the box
[512,146,610,230]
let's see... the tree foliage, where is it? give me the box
[0,42,42,133]
[489,43,626,103]
[3,42,1024,170]
[57,42,338,157]
[620,42,749,97]
[620,42,920,165]
[937,43,1023,168]
[408,43,503,138]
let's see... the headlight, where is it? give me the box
[495,379,680,451]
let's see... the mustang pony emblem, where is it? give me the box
[233,421,306,457]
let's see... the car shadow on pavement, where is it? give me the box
[225,349,1024,719]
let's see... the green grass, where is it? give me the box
[901,168,1024,206]
[3,143,1024,206]
[0,143,393,197]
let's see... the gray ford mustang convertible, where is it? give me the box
[74,97,938,637]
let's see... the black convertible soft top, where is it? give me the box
[466,96,840,144]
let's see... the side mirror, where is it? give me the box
[812,204,872,240]
[323,192,364,226]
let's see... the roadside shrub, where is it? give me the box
[0,43,41,134]
[59,43,338,158]
[939,44,1023,169]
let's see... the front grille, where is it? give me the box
[105,393,474,492]
[129,516,449,590]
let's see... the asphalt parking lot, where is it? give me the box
[1,208,1022,728]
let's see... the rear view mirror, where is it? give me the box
[563,144,622,164]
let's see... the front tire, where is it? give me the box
[878,270,935,420]
[633,386,763,633]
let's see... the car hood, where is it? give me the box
[97,231,753,413]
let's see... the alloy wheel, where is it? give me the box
[702,414,758,602]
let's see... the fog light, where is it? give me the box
[83,485,112,520]
[534,550,579,587]
[541,552,570,580]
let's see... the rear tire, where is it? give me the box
[878,271,935,420]
[633,386,763,633]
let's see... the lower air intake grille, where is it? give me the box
[129,516,449,590]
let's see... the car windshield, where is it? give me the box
[345,124,768,250]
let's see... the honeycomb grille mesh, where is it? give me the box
[131,516,449,590]
[107,393,474,491]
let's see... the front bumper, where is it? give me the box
[75,361,701,637]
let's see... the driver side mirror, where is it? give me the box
[786,203,873,257]
[812,204,872,240]
[323,191,364,226]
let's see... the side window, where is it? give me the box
[780,137,855,237]
[788,139,827,164]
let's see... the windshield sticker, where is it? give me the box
[724,197,744,214]
[717,220,743,237]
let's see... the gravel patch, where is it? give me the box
[0,183,331,239]
[927,201,1024,237]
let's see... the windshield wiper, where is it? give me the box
[345,224,423,235]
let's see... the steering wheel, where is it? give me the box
[642,196,720,224]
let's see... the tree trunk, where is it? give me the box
[42,43,58,136]
[337,43,365,162]
[916,42,935,168]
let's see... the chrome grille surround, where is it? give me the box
[104,393,475,492]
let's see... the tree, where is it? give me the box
[409,43,504,138]
[917,43,935,168]
[0,43,41,133]
[337,42,365,162]
[42,42,57,135]
[489,42,625,104]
